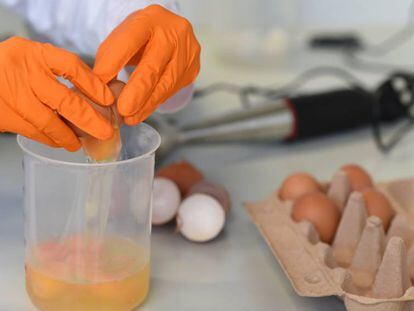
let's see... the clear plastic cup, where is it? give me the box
[17,124,160,311]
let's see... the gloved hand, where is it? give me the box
[0,37,114,151]
[93,4,201,125]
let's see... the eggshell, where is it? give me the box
[341,164,373,192]
[157,161,204,196]
[108,80,125,100]
[66,80,125,162]
[177,194,225,242]
[292,192,340,243]
[362,188,395,231]
[70,80,125,137]
[152,177,181,225]
[279,172,321,202]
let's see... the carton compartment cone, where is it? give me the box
[372,237,411,299]
[315,243,338,268]
[332,192,367,267]
[406,244,414,283]
[328,171,351,212]
[387,215,414,249]
[298,221,320,245]
[348,216,385,293]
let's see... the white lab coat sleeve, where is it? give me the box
[0,0,193,113]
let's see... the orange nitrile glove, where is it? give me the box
[93,4,201,125]
[0,37,115,152]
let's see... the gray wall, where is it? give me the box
[0,1,411,37]
[0,7,26,37]
[179,0,413,31]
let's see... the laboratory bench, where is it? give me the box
[4,119,414,311]
[2,28,414,310]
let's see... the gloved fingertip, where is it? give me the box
[102,85,115,106]
[93,62,118,85]
[124,114,144,126]
[117,103,134,117]
[97,123,115,140]
[124,118,136,126]
[117,92,142,116]
[65,140,82,152]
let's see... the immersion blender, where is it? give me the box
[147,87,406,158]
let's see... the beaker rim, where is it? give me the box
[17,123,161,167]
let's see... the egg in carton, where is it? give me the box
[245,170,414,311]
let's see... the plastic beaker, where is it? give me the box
[17,123,160,311]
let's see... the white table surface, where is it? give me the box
[2,25,414,310]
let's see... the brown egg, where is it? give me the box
[292,192,341,243]
[279,172,322,201]
[341,164,373,192]
[362,188,395,231]
[157,160,204,196]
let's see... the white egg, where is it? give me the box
[177,194,225,242]
[152,177,181,225]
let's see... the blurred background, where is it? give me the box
[2,0,413,70]
[166,0,414,173]
[2,0,414,175]
[179,0,413,66]
[181,0,412,30]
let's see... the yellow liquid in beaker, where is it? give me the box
[25,236,149,311]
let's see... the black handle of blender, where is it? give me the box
[286,88,397,140]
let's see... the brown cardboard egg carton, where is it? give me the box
[245,174,414,311]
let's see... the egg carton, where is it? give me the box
[245,174,414,311]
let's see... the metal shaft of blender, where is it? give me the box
[178,99,294,143]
